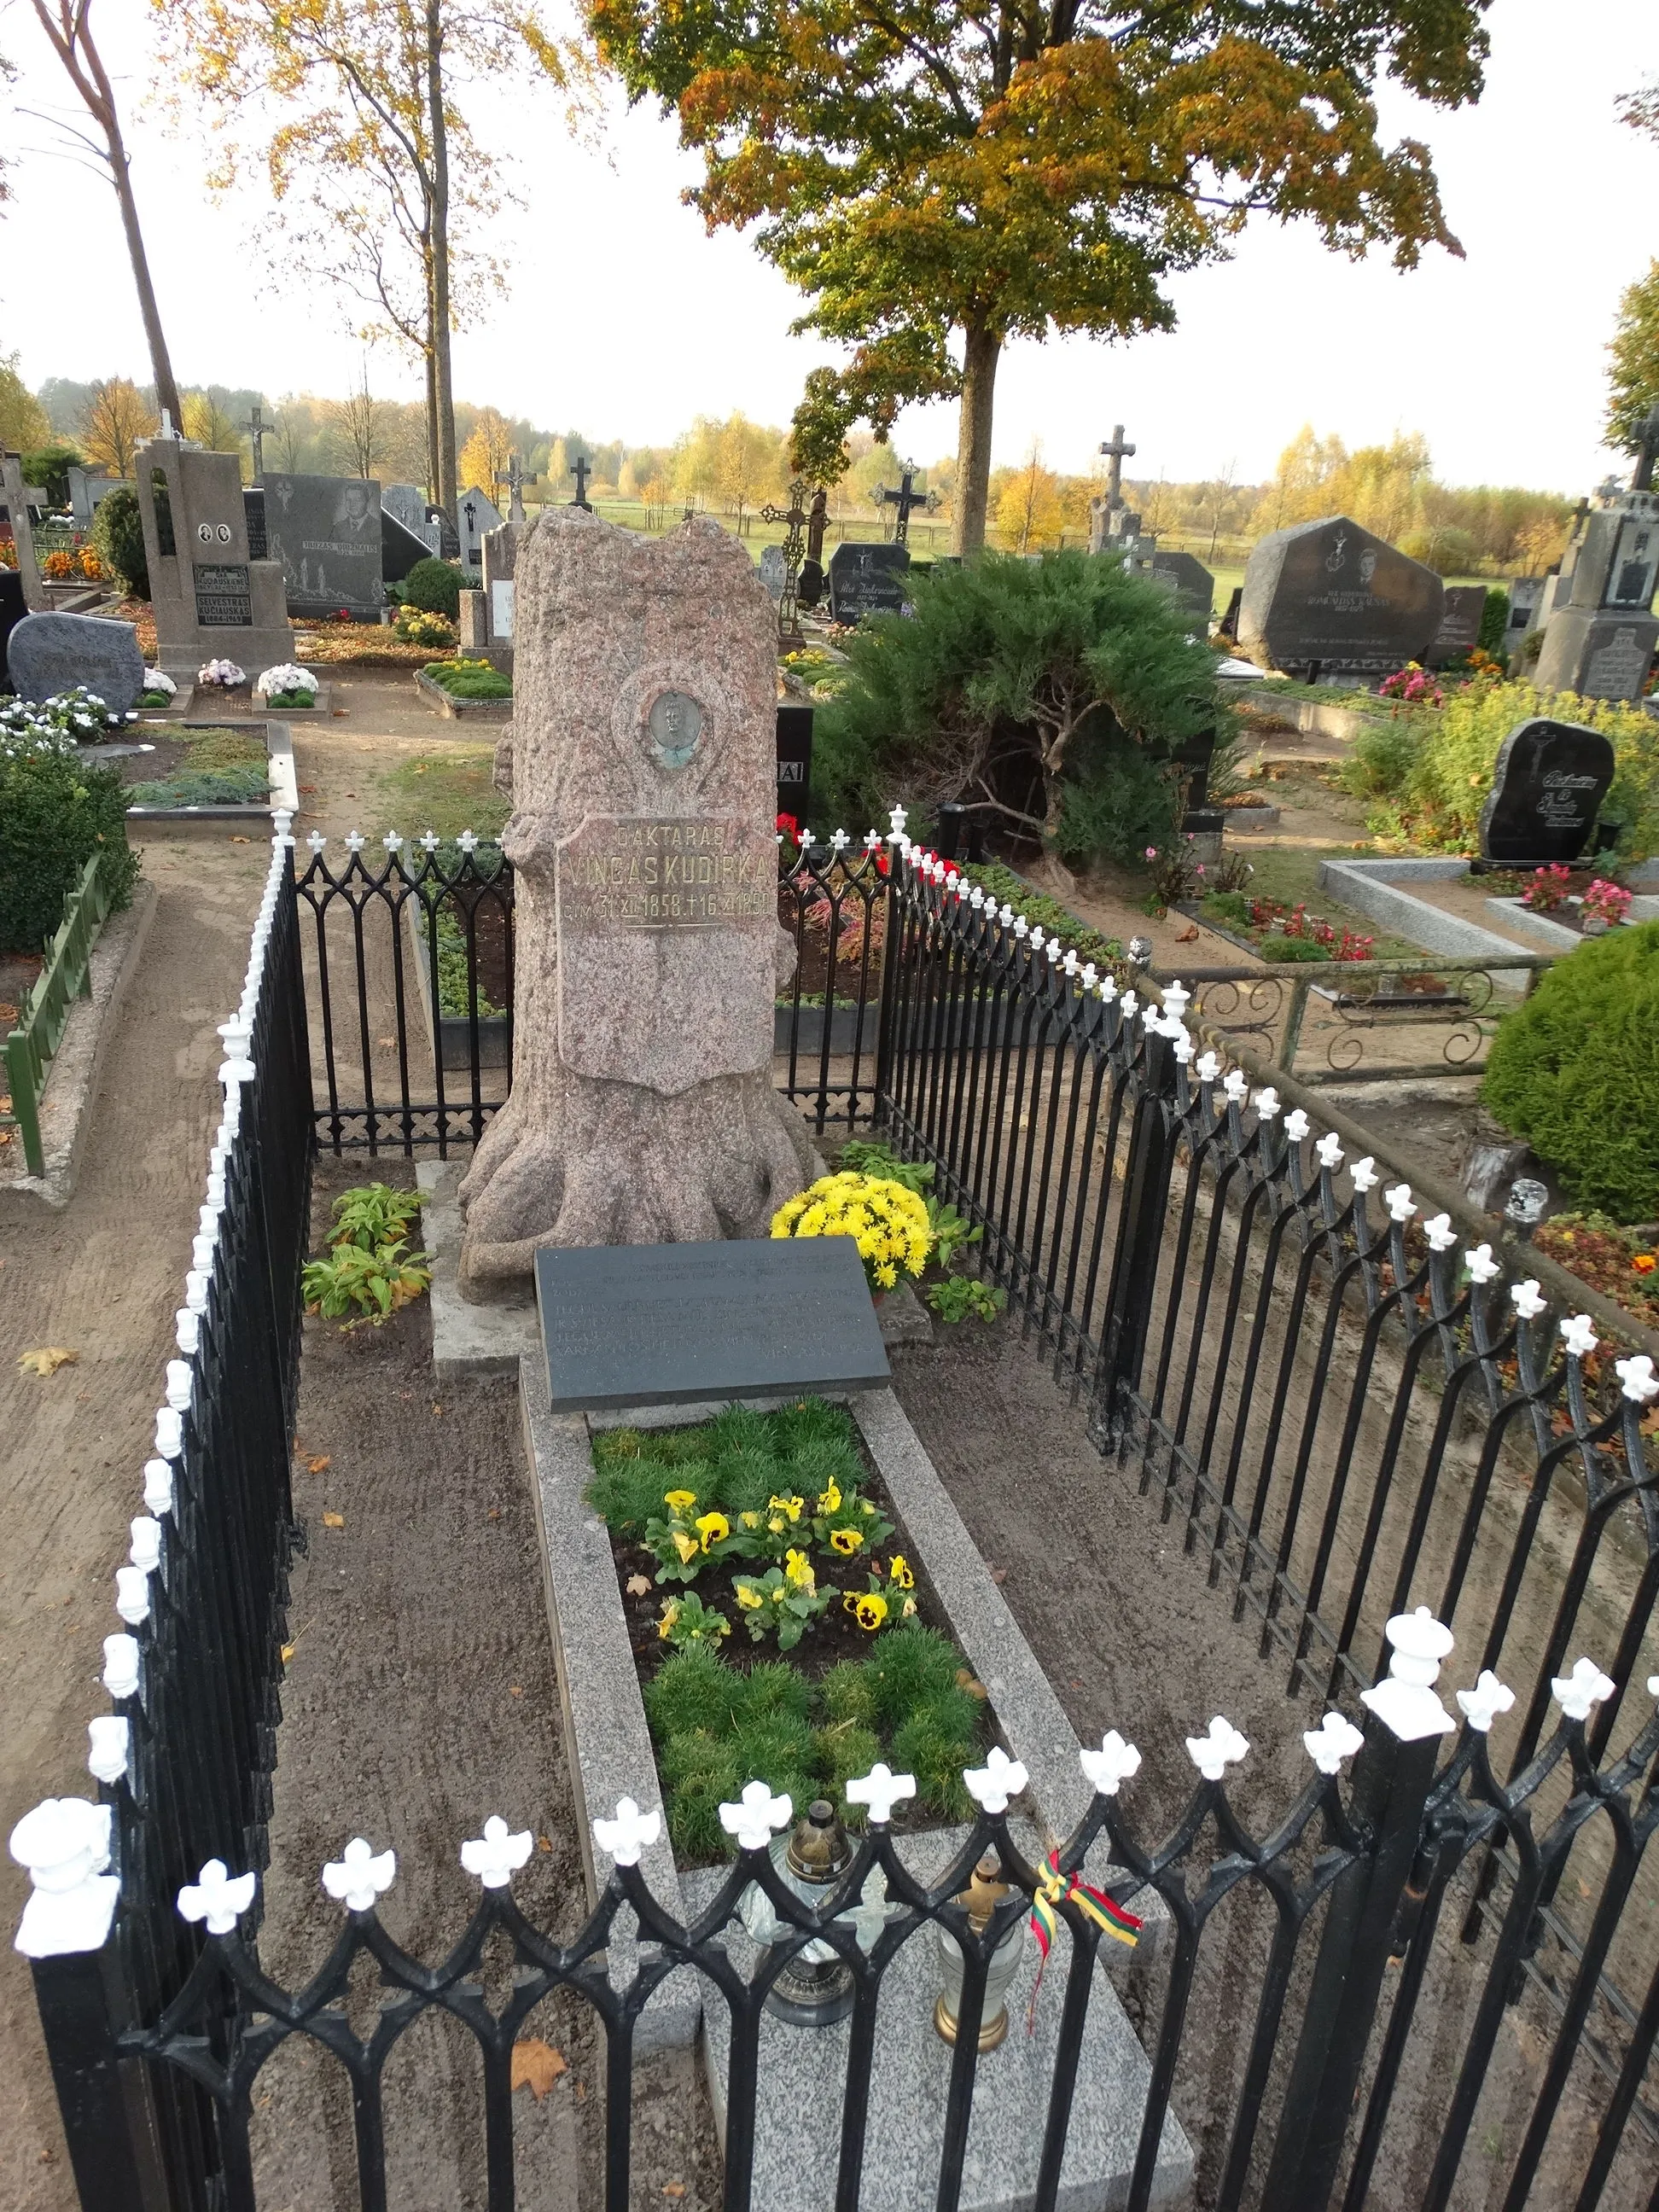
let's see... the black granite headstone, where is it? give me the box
[262,472,384,615]
[1237,515,1444,673]
[0,569,27,691]
[1150,550,1215,621]
[776,704,813,818]
[1477,717,1615,866]
[828,541,911,624]
[1428,584,1488,667]
[536,1235,890,1411]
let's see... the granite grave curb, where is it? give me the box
[0,882,157,1211]
[123,719,298,836]
[685,1824,1194,2212]
[1317,855,1540,979]
[1487,894,1659,950]
[413,667,514,720]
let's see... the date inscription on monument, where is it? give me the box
[193,562,252,627]
[557,816,773,931]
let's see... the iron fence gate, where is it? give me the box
[15,831,1659,2212]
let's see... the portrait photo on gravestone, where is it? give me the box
[262,473,384,615]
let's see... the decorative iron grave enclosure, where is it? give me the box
[12,824,1659,2212]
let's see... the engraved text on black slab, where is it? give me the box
[194,561,252,626]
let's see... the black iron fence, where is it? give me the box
[15,831,1659,2212]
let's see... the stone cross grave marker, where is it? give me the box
[507,453,536,525]
[457,509,812,1298]
[828,539,911,624]
[242,403,271,478]
[569,456,592,510]
[875,464,934,547]
[1477,717,1615,867]
[262,473,384,616]
[1237,515,1444,677]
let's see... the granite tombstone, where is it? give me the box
[1237,515,1444,675]
[1429,584,1489,667]
[1150,550,1215,621]
[457,486,504,572]
[828,541,911,624]
[0,569,27,686]
[1535,490,1659,701]
[1477,717,1615,865]
[456,509,812,1297]
[776,703,813,818]
[262,474,384,616]
[457,520,519,670]
[759,543,787,601]
[1504,577,1545,649]
[536,1235,888,1410]
[135,436,294,675]
[7,610,145,714]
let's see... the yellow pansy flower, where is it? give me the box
[817,1479,841,1515]
[657,1602,680,1639]
[901,1596,917,1618]
[846,1591,888,1631]
[671,1529,699,1563]
[769,1493,803,1522]
[830,1527,864,1555]
[741,1511,760,1528]
[695,1511,730,1551]
[735,1585,763,1610]
[663,1488,697,1514]
[784,1549,815,1592]
[889,1556,914,1589]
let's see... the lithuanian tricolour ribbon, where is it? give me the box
[1027,1850,1142,2025]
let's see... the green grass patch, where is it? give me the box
[963,861,1124,968]
[378,749,508,841]
[422,656,513,701]
[127,725,270,807]
[1208,845,1421,961]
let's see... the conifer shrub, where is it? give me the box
[90,485,148,600]
[402,556,466,618]
[0,741,140,952]
[1481,923,1659,1222]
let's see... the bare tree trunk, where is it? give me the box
[32,2,181,427]
[423,317,439,505]
[953,319,1000,556]
[426,0,457,515]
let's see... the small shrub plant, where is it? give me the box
[1481,921,1659,1221]
[0,729,140,952]
[422,655,512,701]
[301,1180,431,1327]
[401,556,469,619]
[90,484,148,599]
[394,607,456,649]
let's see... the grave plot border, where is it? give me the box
[122,717,298,834]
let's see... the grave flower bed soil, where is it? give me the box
[120,724,270,807]
[1533,1213,1659,1330]
[586,1399,993,1862]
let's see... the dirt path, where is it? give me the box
[0,834,269,2212]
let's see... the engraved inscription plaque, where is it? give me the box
[193,561,252,626]
[536,1235,889,1410]
[557,816,773,932]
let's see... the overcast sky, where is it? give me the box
[2,0,1655,493]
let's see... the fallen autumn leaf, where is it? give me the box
[510,2038,568,2100]
[18,1348,78,1377]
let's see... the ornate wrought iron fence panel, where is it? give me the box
[776,835,890,1132]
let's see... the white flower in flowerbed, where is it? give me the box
[258,663,318,705]
[1,687,128,745]
[138,667,177,704]
[198,658,247,688]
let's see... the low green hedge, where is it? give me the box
[0,742,141,952]
[422,657,512,701]
[1482,922,1659,1222]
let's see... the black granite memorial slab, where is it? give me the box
[1477,716,1616,866]
[1429,584,1488,667]
[776,703,813,818]
[1238,515,1443,674]
[536,1235,890,1410]
[0,569,27,689]
[262,472,384,615]
[1150,550,1215,620]
[828,541,911,624]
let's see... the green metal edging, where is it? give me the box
[3,853,112,1178]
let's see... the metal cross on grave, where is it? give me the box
[569,455,592,510]
[759,477,809,643]
[875,463,933,546]
[507,451,538,524]
[242,402,270,478]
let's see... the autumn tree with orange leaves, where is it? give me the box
[592,0,1491,553]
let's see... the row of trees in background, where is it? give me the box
[7,349,1580,575]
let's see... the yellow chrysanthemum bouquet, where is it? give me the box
[771,1171,934,1295]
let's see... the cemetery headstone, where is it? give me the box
[1535,490,1659,701]
[261,473,385,617]
[1477,717,1615,866]
[776,703,812,817]
[458,485,504,569]
[67,466,123,533]
[828,540,911,624]
[536,1235,888,1410]
[457,521,519,668]
[7,610,146,714]
[1,452,45,609]
[759,544,787,600]
[381,504,436,584]
[135,437,293,676]
[456,509,812,1298]
[1504,576,1545,649]
[1237,515,1444,676]
[383,483,443,556]
[1429,584,1489,667]
[1150,550,1215,621]
[0,569,30,688]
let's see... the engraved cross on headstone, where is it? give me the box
[1099,423,1136,511]
[760,478,809,643]
[570,455,592,510]
[875,463,931,546]
[242,402,269,478]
